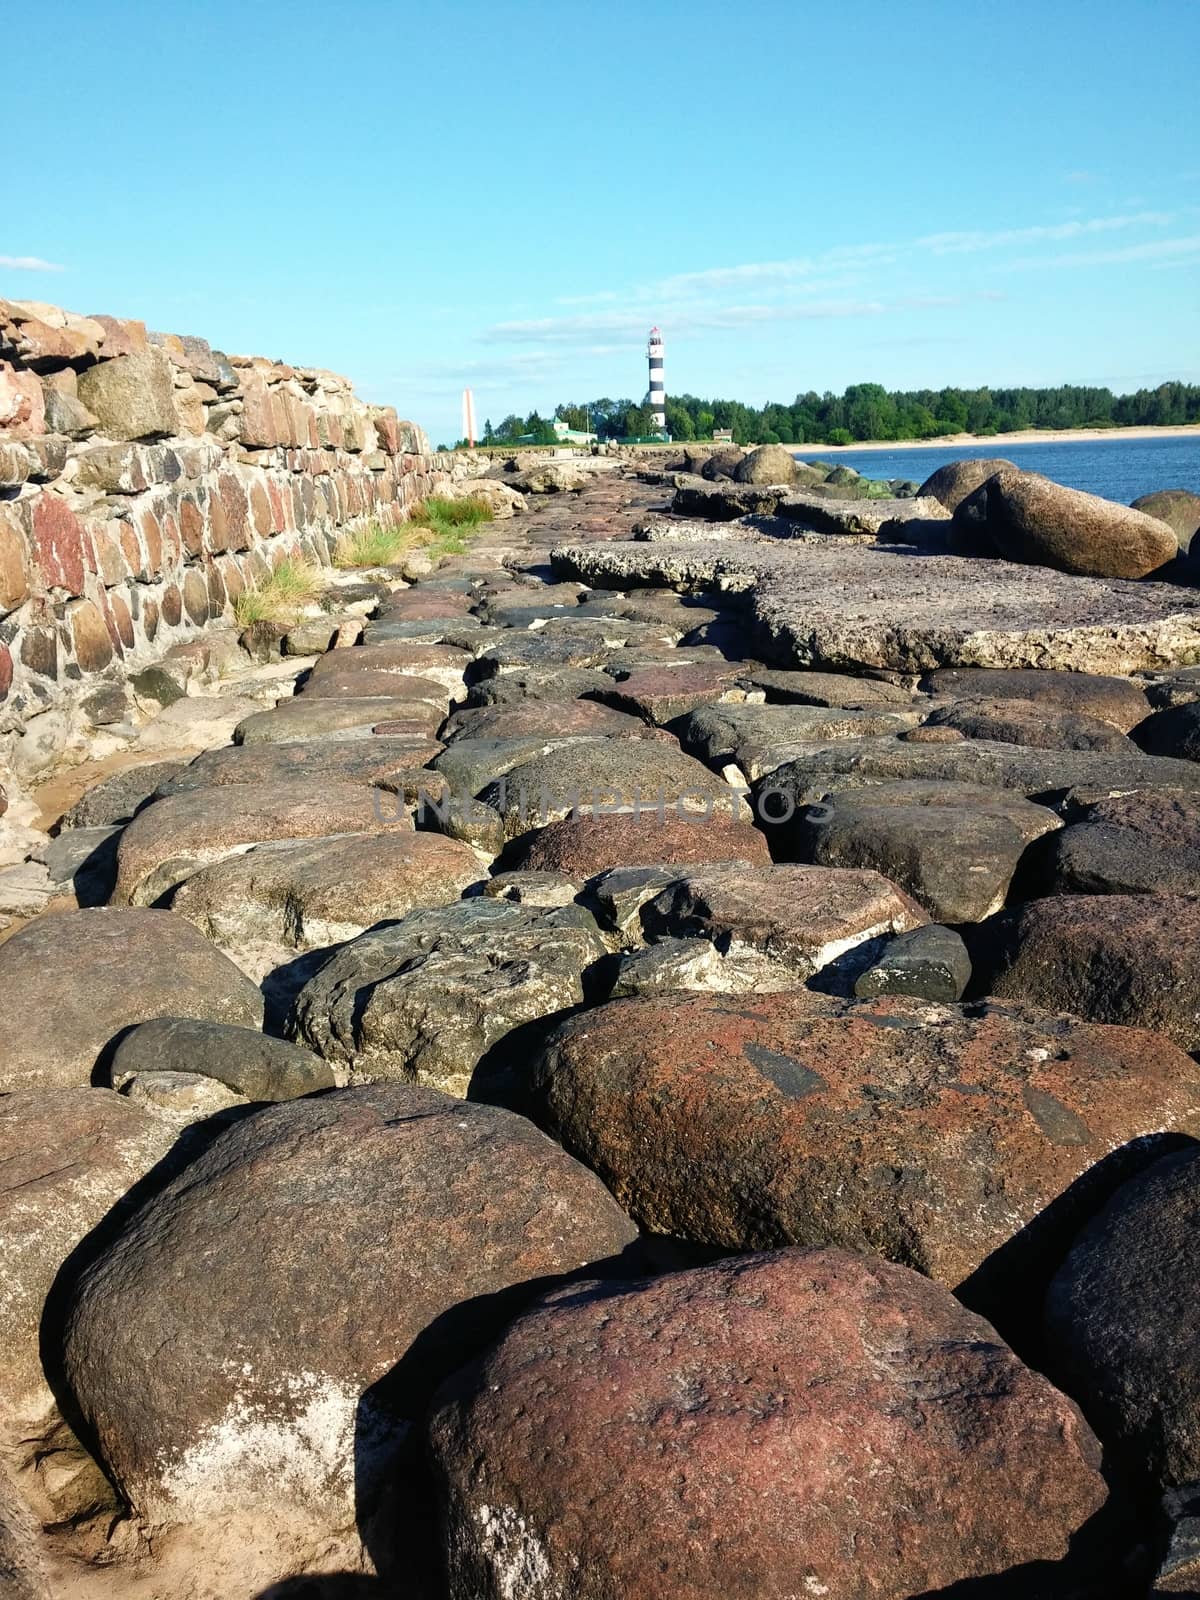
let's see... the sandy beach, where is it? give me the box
[812,424,1200,452]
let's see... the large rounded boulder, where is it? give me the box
[1131,488,1200,555]
[60,1084,636,1578]
[964,468,1178,579]
[429,1249,1109,1600]
[918,456,1016,512]
[524,989,1200,1336]
[733,442,798,485]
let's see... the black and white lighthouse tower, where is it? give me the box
[646,326,665,430]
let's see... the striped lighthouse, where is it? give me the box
[646,326,666,431]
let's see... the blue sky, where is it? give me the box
[3,0,1198,444]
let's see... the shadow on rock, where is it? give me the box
[353,1244,648,1592]
[914,1495,1149,1596]
[956,1129,1199,1366]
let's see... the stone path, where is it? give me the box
[3,462,1200,1595]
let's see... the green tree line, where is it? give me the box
[468,383,1197,449]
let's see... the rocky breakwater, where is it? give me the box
[5,457,1200,1594]
[0,297,455,805]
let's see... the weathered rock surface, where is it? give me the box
[290,900,608,1095]
[925,694,1135,752]
[157,736,442,798]
[172,829,483,953]
[590,662,748,723]
[853,921,971,1000]
[744,666,914,707]
[674,701,923,780]
[112,778,411,906]
[794,780,1061,922]
[637,863,926,981]
[0,1462,48,1600]
[58,759,187,829]
[920,666,1150,730]
[1039,790,1200,896]
[1132,488,1200,554]
[554,536,1200,673]
[108,1018,333,1101]
[233,695,443,744]
[509,808,771,876]
[732,441,798,484]
[304,642,469,694]
[1046,1147,1200,1491]
[962,468,1179,579]
[527,990,1200,1330]
[918,456,1017,512]
[778,490,950,538]
[61,1085,637,1577]
[429,1249,1108,1600]
[442,698,654,745]
[0,909,263,1090]
[974,894,1200,1052]
[762,733,1200,815]
[477,740,733,840]
[75,348,180,441]
[0,1089,178,1459]
[511,460,590,493]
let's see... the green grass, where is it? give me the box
[334,498,493,569]
[232,558,323,628]
[333,522,426,568]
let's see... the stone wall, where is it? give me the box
[0,297,453,783]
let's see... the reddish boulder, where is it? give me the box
[527,989,1200,1333]
[429,1249,1109,1600]
[442,697,656,744]
[511,807,771,875]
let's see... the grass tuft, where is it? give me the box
[333,497,494,569]
[232,558,323,628]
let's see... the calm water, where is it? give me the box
[794,434,1200,503]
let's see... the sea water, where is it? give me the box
[793,434,1200,503]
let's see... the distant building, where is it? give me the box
[713,428,733,443]
[552,418,596,444]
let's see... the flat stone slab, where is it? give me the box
[552,537,1200,675]
[234,696,443,744]
[761,732,1200,809]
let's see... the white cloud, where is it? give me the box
[0,254,64,272]
[917,211,1173,254]
[1004,234,1200,270]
